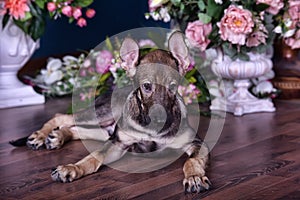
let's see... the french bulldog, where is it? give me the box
[13,31,211,193]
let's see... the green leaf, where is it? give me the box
[222,43,237,58]
[170,0,181,6]
[198,13,212,24]
[35,0,46,9]
[74,0,94,7]
[206,0,223,19]
[255,3,270,12]
[105,37,114,52]
[2,13,10,29]
[197,0,206,11]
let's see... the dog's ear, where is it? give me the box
[168,31,190,75]
[120,38,139,78]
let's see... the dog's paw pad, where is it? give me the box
[183,175,212,193]
[45,129,64,150]
[26,131,45,150]
[51,165,78,183]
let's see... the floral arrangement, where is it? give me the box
[1,0,96,41]
[146,0,300,60]
[24,37,206,105]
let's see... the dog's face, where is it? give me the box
[119,32,190,135]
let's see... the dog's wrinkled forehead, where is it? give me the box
[139,49,178,71]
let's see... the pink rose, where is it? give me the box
[77,17,87,27]
[285,29,300,49]
[185,20,212,51]
[96,50,113,74]
[218,5,254,46]
[256,0,284,15]
[47,2,56,12]
[86,8,96,18]
[62,6,72,17]
[73,7,82,20]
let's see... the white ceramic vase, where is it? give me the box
[0,17,45,108]
[210,50,276,116]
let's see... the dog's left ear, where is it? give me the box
[120,37,139,78]
[168,31,190,75]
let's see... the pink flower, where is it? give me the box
[178,84,201,105]
[246,30,267,47]
[73,7,82,20]
[86,8,96,18]
[185,20,212,51]
[288,0,300,27]
[62,6,72,17]
[285,29,300,49]
[96,50,113,74]
[4,0,29,20]
[218,5,254,46]
[256,0,284,15]
[47,2,56,12]
[77,17,87,27]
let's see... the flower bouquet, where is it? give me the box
[1,0,96,41]
[25,36,208,108]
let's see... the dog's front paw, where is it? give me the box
[183,175,211,193]
[45,129,65,150]
[51,164,81,183]
[27,131,46,150]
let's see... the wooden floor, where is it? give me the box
[0,97,300,200]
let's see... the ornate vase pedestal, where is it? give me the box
[210,52,276,116]
[0,17,45,109]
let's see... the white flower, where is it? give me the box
[159,7,171,22]
[40,58,63,85]
[284,29,296,38]
[252,81,274,95]
[215,0,223,4]
[150,11,160,21]
[273,25,282,34]
[63,55,78,67]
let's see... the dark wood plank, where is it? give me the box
[0,98,300,200]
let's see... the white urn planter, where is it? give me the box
[210,51,276,116]
[0,17,45,108]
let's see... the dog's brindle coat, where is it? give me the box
[25,32,211,193]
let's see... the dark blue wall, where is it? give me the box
[33,1,169,58]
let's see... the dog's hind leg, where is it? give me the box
[27,114,74,150]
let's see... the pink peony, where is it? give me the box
[47,2,56,12]
[96,50,113,74]
[77,17,87,27]
[62,6,72,17]
[4,0,29,20]
[73,7,82,20]
[256,0,284,15]
[218,5,254,46]
[86,8,96,18]
[185,20,212,51]
[285,29,300,49]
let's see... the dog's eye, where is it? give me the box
[142,82,152,92]
[169,82,177,92]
